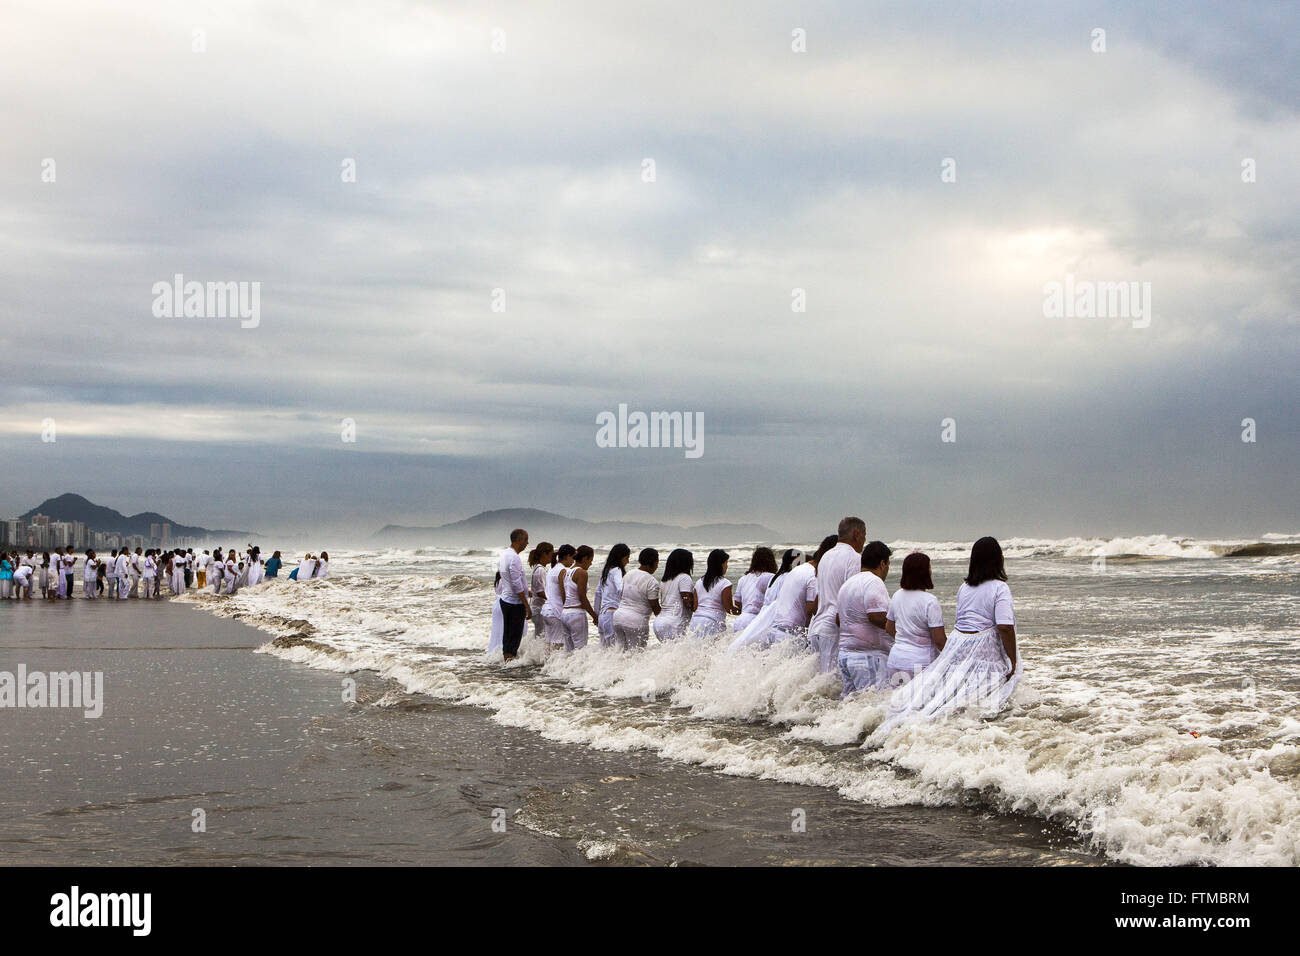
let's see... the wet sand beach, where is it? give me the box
[0,599,1095,865]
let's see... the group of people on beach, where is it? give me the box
[0,546,329,600]
[490,517,1022,731]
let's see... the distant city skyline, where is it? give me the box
[2,2,1297,542]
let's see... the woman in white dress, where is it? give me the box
[870,537,1021,743]
[732,547,776,631]
[885,552,946,683]
[527,543,554,642]
[542,545,575,651]
[314,552,329,579]
[612,548,661,650]
[836,541,893,696]
[691,549,737,637]
[652,549,695,642]
[730,547,803,650]
[596,544,630,649]
[171,552,187,595]
[296,553,317,583]
[208,549,223,594]
[558,546,599,652]
[83,551,98,599]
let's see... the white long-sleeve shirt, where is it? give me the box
[497,548,526,604]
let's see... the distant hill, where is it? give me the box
[20,493,251,540]
[373,507,782,547]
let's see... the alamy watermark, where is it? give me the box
[151,273,260,328]
[1043,274,1151,328]
[595,404,703,459]
[0,665,103,718]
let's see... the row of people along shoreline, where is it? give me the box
[491,518,1022,732]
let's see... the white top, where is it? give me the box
[561,565,583,608]
[13,564,31,583]
[530,565,548,611]
[771,563,817,631]
[887,588,944,667]
[143,557,156,577]
[543,563,567,617]
[614,568,660,623]
[84,558,97,581]
[297,557,316,580]
[114,554,129,577]
[657,573,693,621]
[837,572,892,653]
[497,548,526,603]
[62,554,76,571]
[599,566,623,612]
[210,558,223,578]
[735,571,774,615]
[199,554,210,569]
[693,575,732,622]
[761,573,784,607]
[809,543,861,634]
[314,560,329,579]
[955,580,1015,632]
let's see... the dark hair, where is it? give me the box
[701,549,730,592]
[574,545,594,564]
[637,547,659,569]
[965,536,1007,587]
[600,543,631,584]
[746,546,777,575]
[772,548,801,583]
[556,544,576,561]
[661,548,694,582]
[528,542,554,567]
[899,552,934,590]
[861,540,892,569]
[510,528,528,545]
[812,534,839,563]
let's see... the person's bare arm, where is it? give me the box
[575,569,598,623]
[930,625,947,652]
[723,585,736,614]
[867,611,888,629]
[885,619,896,637]
[998,624,1017,678]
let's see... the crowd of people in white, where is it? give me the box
[0,546,330,600]
[489,517,1023,734]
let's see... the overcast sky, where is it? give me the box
[1,1,1296,542]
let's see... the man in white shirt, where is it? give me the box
[114,549,130,599]
[808,517,867,673]
[497,528,532,661]
[106,549,120,599]
[62,550,77,599]
[129,548,142,598]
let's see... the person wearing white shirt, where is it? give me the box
[885,552,946,683]
[691,549,737,636]
[296,553,316,583]
[558,545,598,652]
[770,539,828,638]
[106,549,120,601]
[82,551,98,599]
[527,542,554,642]
[142,551,157,599]
[652,549,695,642]
[835,541,893,696]
[596,544,630,649]
[542,545,575,651]
[114,550,130,599]
[612,548,662,650]
[733,547,777,632]
[312,552,328,579]
[128,548,142,598]
[62,550,77,599]
[808,517,867,674]
[209,549,224,594]
[197,550,210,590]
[490,530,531,660]
[871,537,1021,742]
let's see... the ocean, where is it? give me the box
[178,533,1300,866]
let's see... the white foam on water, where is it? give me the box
[178,545,1300,867]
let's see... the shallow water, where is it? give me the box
[180,533,1300,866]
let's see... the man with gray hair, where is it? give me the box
[808,516,867,675]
